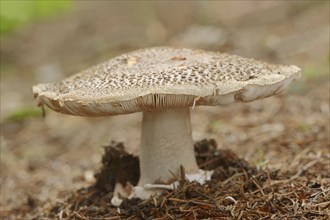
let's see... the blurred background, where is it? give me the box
[1,1,329,218]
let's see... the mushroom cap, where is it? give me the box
[33,47,301,116]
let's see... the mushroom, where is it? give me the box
[32,47,301,204]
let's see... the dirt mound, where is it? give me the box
[41,140,329,219]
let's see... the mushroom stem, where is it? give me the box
[138,108,199,186]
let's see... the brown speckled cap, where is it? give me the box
[32,47,301,116]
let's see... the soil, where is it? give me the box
[39,139,330,219]
[1,1,329,219]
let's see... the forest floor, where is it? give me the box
[1,1,329,219]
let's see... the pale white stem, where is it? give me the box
[138,108,199,186]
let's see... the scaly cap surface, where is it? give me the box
[33,47,301,116]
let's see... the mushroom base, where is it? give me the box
[131,169,213,199]
[138,108,199,186]
[111,169,213,206]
